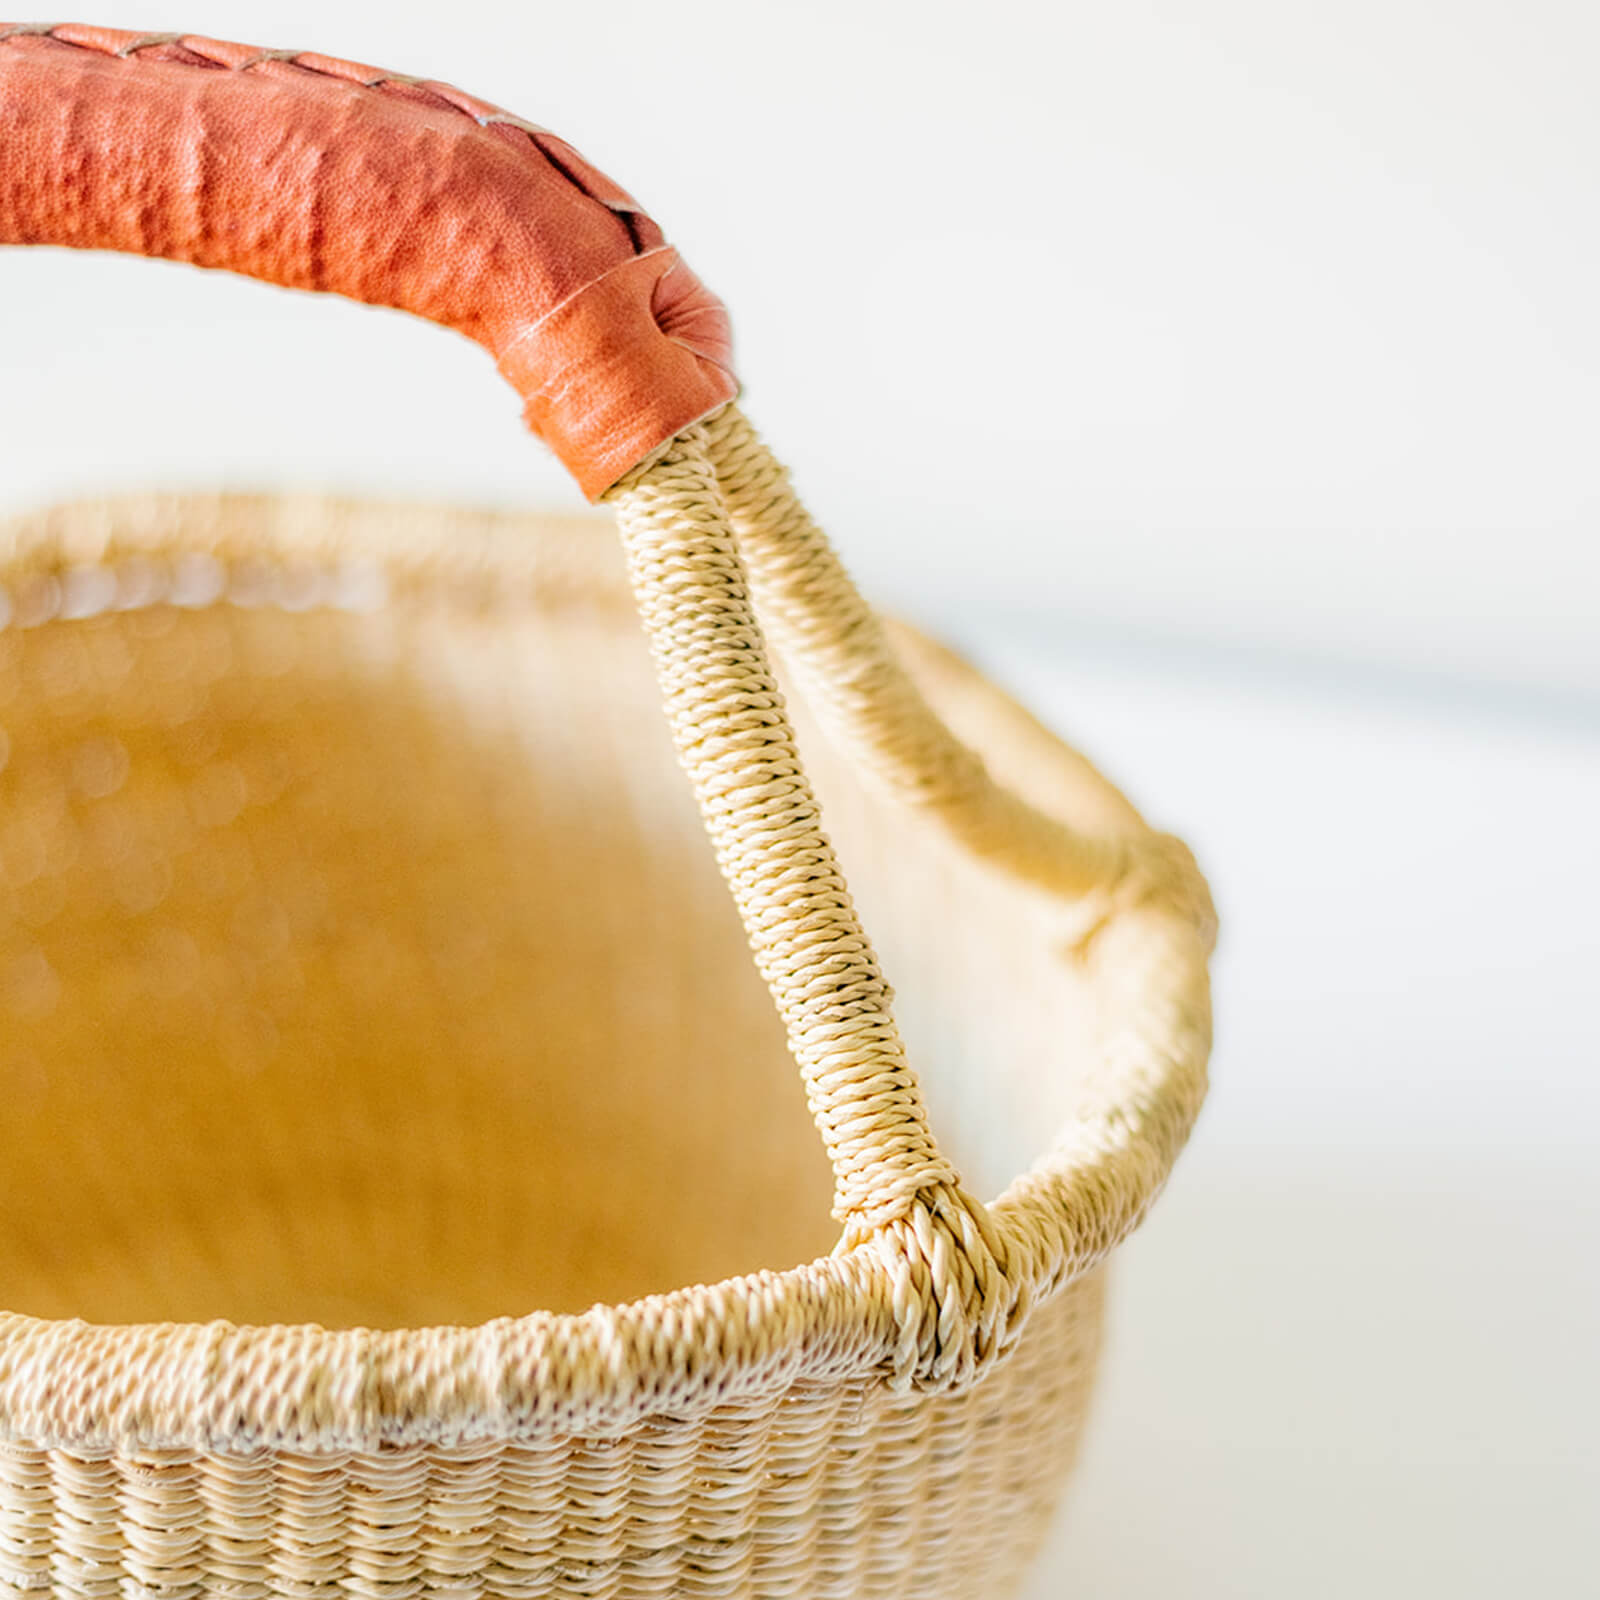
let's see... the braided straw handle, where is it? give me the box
[0,23,1212,1385]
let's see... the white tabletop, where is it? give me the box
[985,638,1599,1598]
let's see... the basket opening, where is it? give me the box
[0,577,847,1326]
[0,508,1102,1330]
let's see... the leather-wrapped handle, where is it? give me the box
[0,23,738,499]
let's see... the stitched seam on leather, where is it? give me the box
[496,244,683,399]
[654,253,738,376]
[0,24,647,225]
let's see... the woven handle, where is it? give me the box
[1,23,1212,1386]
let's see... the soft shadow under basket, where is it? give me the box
[0,23,1215,1600]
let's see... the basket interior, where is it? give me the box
[0,501,1103,1329]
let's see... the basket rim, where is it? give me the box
[0,491,1211,1452]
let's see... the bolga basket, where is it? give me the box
[0,23,1216,1600]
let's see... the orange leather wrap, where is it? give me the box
[0,24,738,499]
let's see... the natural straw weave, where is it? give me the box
[0,406,1213,1597]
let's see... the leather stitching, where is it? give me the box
[0,24,648,225]
[495,244,686,398]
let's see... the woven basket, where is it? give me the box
[0,24,1215,1600]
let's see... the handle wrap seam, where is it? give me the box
[0,24,636,218]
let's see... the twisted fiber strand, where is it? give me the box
[613,408,1212,1383]
[703,405,1217,946]
[606,424,953,1232]
[608,427,1024,1389]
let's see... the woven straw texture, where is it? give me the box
[0,406,1212,1597]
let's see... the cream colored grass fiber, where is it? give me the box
[0,403,1213,1597]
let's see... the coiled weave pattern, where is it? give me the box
[0,416,1210,1596]
[0,1279,1102,1597]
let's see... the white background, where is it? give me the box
[3,3,1596,1594]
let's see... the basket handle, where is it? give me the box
[1,24,1212,1387]
[0,23,736,499]
[602,410,1212,1385]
